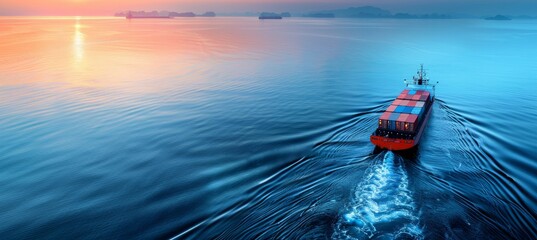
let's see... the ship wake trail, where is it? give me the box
[333,151,422,239]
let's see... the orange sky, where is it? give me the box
[1,0,178,15]
[1,0,536,16]
[0,0,366,16]
[1,0,285,15]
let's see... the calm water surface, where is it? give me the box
[0,17,536,239]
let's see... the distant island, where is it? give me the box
[303,6,451,19]
[306,6,390,18]
[115,11,216,18]
[485,15,511,20]
[258,12,291,19]
[198,12,217,17]
[113,6,537,20]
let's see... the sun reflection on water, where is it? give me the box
[73,18,84,62]
[0,17,268,89]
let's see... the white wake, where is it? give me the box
[333,151,422,239]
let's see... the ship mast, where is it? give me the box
[413,64,427,85]
[404,64,438,96]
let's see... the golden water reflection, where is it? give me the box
[0,17,284,89]
[73,19,84,63]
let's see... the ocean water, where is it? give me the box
[0,17,536,239]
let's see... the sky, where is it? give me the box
[1,0,536,16]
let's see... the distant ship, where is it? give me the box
[126,11,171,19]
[370,65,438,151]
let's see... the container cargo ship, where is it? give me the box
[370,65,437,151]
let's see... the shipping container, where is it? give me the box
[397,113,409,122]
[421,91,430,97]
[379,111,391,129]
[412,94,421,100]
[402,89,409,94]
[390,113,401,120]
[395,106,405,113]
[403,106,413,113]
[408,101,417,107]
[404,94,414,100]
[393,99,402,105]
[396,121,403,131]
[415,101,425,107]
[396,114,410,131]
[419,95,428,101]
[387,105,397,112]
[406,114,419,132]
[411,107,423,116]
[408,90,417,95]
[380,112,392,120]
[400,100,409,106]
[397,93,408,100]
[388,113,400,130]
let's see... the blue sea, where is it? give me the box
[0,17,536,239]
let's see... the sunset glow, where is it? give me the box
[2,0,536,16]
[1,0,174,15]
[1,0,537,237]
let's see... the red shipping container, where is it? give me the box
[422,91,430,97]
[407,101,417,107]
[397,113,410,121]
[387,105,397,112]
[420,95,428,101]
[405,94,414,100]
[393,99,402,105]
[396,114,410,131]
[416,90,424,95]
[397,93,407,100]
[405,114,418,132]
[412,94,421,100]
[396,121,403,131]
[380,111,391,120]
[378,111,391,129]
[400,100,410,106]
[402,89,409,94]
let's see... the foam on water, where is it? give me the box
[333,151,422,239]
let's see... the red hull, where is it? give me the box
[370,101,433,151]
[370,136,416,151]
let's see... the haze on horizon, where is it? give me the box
[0,0,536,16]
